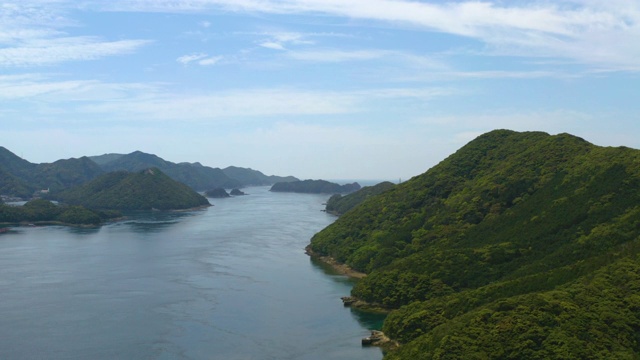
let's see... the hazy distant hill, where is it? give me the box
[90,152,297,190]
[35,157,104,191]
[222,166,298,186]
[270,179,361,194]
[308,130,640,359]
[54,168,210,211]
[1,147,299,199]
[0,147,104,197]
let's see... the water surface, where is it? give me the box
[0,187,384,360]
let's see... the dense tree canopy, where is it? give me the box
[308,130,640,358]
[0,199,117,225]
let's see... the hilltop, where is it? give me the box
[53,168,210,211]
[308,130,640,359]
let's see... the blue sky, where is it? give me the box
[1,1,639,180]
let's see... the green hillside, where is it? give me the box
[0,147,104,196]
[54,168,210,211]
[308,130,640,359]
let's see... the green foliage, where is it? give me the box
[54,168,211,210]
[325,181,396,215]
[270,179,361,194]
[0,199,116,225]
[307,130,640,358]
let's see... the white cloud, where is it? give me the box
[198,56,222,65]
[177,53,223,66]
[98,0,640,71]
[177,53,208,64]
[0,73,158,101]
[0,2,150,67]
[0,37,150,66]
[260,41,285,50]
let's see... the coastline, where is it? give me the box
[305,245,367,279]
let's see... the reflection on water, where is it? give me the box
[350,308,387,331]
[308,255,388,331]
[120,209,205,233]
[65,226,101,235]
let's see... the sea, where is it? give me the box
[0,186,385,360]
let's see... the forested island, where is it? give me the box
[0,199,119,226]
[308,130,640,359]
[270,179,361,194]
[53,168,210,211]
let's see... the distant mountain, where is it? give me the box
[325,181,396,215]
[1,147,299,199]
[308,130,640,359]
[53,168,210,211]
[91,151,238,190]
[222,166,298,186]
[88,153,124,166]
[0,146,37,180]
[270,179,361,194]
[34,157,104,191]
[0,147,104,197]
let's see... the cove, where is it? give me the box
[0,186,384,360]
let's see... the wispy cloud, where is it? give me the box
[176,53,223,66]
[257,31,314,51]
[0,73,158,101]
[98,0,640,71]
[0,2,150,67]
[0,37,150,67]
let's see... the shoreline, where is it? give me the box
[305,246,367,279]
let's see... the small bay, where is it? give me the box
[0,186,384,360]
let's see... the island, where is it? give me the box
[0,198,119,226]
[270,179,361,194]
[205,188,230,198]
[52,168,210,211]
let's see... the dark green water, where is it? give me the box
[0,187,384,359]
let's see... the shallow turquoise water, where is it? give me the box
[0,187,384,360]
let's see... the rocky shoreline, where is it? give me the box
[304,246,367,279]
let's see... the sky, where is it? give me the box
[1,0,639,181]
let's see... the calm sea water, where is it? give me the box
[0,187,384,360]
